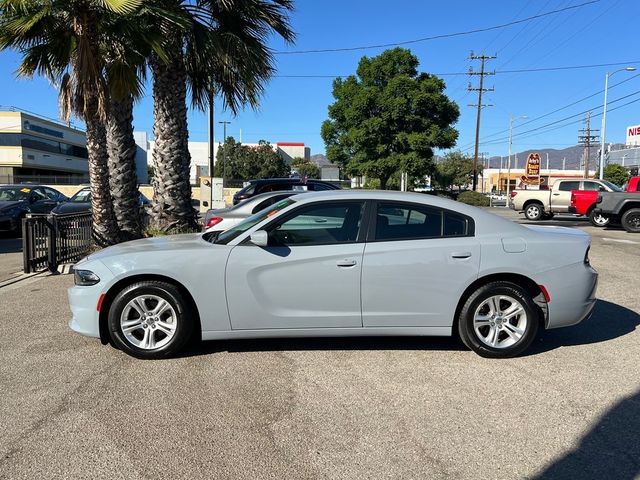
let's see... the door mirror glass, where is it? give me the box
[250,230,269,247]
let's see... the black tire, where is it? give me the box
[588,208,610,227]
[621,208,640,233]
[108,280,194,359]
[457,281,540,358]
[524,202,544,221]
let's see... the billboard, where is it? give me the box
[627,125,640,146]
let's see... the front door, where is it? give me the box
[552,180,580,212]
[226,201,366,330]
[361,201,480,327]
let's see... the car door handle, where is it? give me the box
[553,193,560,196]
[336,259,357,267]
[451,252,472,259]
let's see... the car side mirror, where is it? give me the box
[249,230,269,247]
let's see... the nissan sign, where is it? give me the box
[626,125,640,146]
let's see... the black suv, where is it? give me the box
[233,178,340,205]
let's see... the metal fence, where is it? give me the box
[0,174,90,185]
[22,212,93,273]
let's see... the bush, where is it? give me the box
[457,190,489,207]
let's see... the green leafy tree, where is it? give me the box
[217,138,289,180]
[291,157,320,179]
[434,151,481,191]
[603,163,630,187]
[321,48,459,189]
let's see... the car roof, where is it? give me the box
[0,184,47,188]
[248,178,334,185]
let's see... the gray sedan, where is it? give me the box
[69,190,598,360]
[202,191,304,232]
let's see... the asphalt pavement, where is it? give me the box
[0,208,638,479]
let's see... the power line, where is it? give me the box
[273,60,640,78]
[274,1,599,55]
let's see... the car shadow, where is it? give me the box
[532,388,640,479]
[526,299,639,356]
[0,234,23,253]
[180,300,637,358]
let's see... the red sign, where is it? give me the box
[526,153,540,178]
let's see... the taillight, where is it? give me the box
[510,191,517,198]
[571,193,576,205]
[205,217,223,229]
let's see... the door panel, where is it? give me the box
[553,181,580,212]
[361,237,480,327]
[226,244,364,329]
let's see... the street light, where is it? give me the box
[506,115,528,203]
[599,66,636,180]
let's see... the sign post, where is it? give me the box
[519,153,545,189]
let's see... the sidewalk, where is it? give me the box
[0,236,23,283]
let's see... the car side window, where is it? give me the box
[310,183,332,191]
[30,188,47,202]
[43,187,60,200]
[252,197,278,214]
[266,201,364,246]
[444,211,471,237]
[558,181,580,191]
[582,181,601,191]
[375,203,443,240]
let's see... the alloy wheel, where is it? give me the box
[473,295,528,349]
[119,294,177,350]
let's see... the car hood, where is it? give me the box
[0,200,24,211]
[85,233,214,263]
[52,202,90,215]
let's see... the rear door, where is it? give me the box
[361,201,480,328]
[552,180,580,212]
[226,200,367,329]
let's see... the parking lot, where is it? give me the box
[0,209,638,479]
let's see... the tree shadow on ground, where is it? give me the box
[182,300,637,358]
[526,299,639,356]
[532,389,640,480]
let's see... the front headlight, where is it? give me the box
[74,269,100,286]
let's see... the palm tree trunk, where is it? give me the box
[150,36,198,232]
[86,113,120,246]
[107,93,143,240]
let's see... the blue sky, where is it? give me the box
[1,0,638,158]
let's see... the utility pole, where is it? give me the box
[578,112,599,179]
[468,52,496,191]
[219,121,231,186]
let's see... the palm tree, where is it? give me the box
[149,0,295,231]
[0,0,143,246]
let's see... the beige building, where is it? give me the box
[0,110,89,183]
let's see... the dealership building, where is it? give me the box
[604,124,640,175]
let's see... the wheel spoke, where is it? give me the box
[155,321,175,336]
[488,296,500,315]
[503,322,524,337]
[503,305,524,320]
[122,320,143,334]
[153,299,170,316]
[131,297,147,316]
[489,326,500,346]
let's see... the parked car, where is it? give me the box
[233,177,340,205]
[593,178,640,233]
[203,191,305,232]
[510,178,618,221]
[569,177,638,227]
[69,190,597,360]
[52,186,151,218]
[0,184,68,234]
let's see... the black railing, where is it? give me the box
[0,174,90,185]
[22,212,93,273]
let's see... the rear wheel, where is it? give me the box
[108,280,194,359]
[621,208,640,233]
[458,281,540,358]
[524,202,544,221]
[588,208,610,227]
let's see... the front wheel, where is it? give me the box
[588,209,610,227]
[458,281,540,358]
[621,208,640,233]
[524,203,544,221]
[108,280,194,359]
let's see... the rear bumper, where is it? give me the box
[538,262,598,329]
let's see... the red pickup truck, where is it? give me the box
[570,176,640,226]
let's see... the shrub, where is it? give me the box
[457,190,490,207]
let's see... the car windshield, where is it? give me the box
[602,181,622,192]
[214,198,296,245]
[0,186,31,201]
[69,189,91,203]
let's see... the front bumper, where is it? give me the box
[0,214,19,232]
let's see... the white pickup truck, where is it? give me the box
[509,178,619,221]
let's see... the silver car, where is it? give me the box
[202,191,303,232]
[69,190,598,360]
